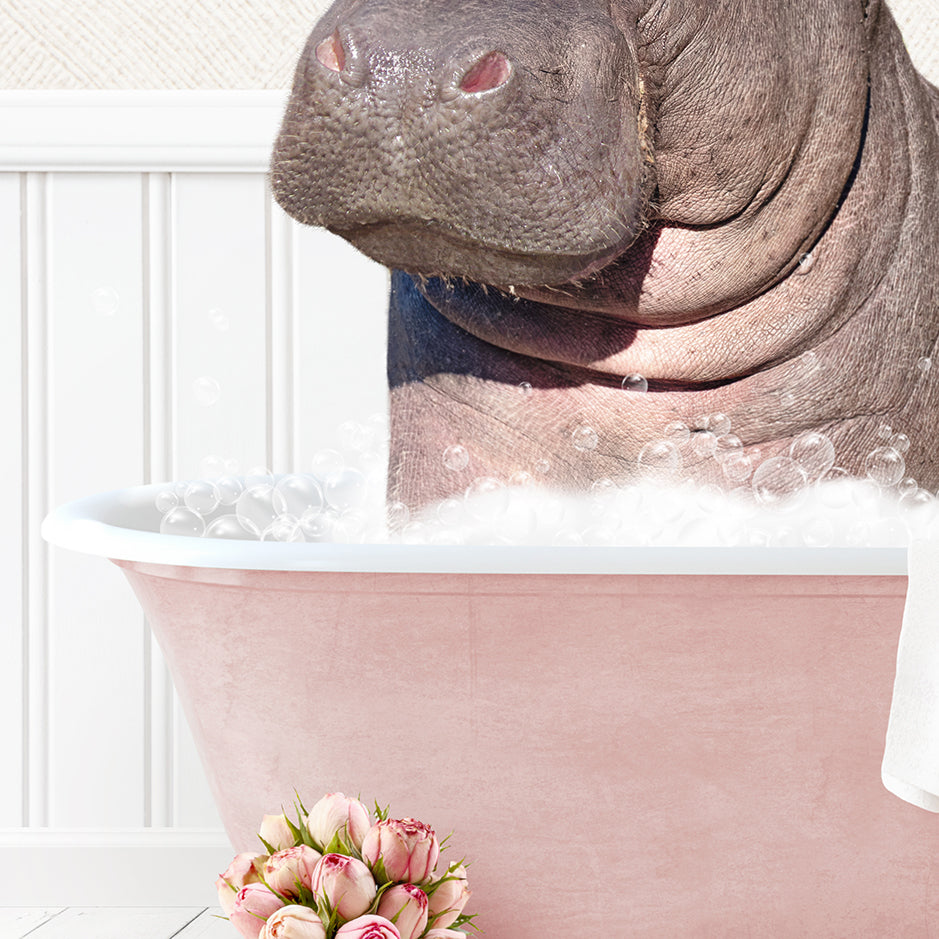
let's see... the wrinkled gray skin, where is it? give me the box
[272,0,939,510]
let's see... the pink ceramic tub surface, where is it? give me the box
[42,487,935,935]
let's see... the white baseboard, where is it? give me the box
[0,829,233,906]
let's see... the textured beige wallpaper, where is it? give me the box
[0,0,937,89]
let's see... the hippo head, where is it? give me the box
[271,0,648,287]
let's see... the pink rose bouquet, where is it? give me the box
[217,792,474,939]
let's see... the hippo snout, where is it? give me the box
[271,0,648,287]
[313,27,513,98]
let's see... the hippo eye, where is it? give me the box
[459,51,512,94]
[315,30,346,73]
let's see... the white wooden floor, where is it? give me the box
[0,908,232,938]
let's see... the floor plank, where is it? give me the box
[172,909,234,938]
[0,910,65,939]
[19,908,204,938]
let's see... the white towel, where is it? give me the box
[882,538,939,812]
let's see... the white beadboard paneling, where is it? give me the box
[292,221,391,469]
[173,700,224,830]
[172,172,269,480]
[0,830,231,907]
[0,174,24,827]
[47,173,147,827]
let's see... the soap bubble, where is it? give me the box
[690,431,717,458]
[509,470,535,487]
[917,356,932,375]
[864,447,905,487]
[275,474,324,518]
[245,466,275,488]
[443,444,470,472]
[534,458,552,475]
[160,506,206,537]
[184,480,220,515]
[464,477,508,523]
[193,376,221,407]
[155,488,178,514]
[877,422,893,440]
[637,440,683,481]
[324,468,368,512]
[891,433,910,454]
[571,425,599,452]
[339,420,372,453]
[714,434,743,462]
[664,421,690,443]
[518,381,533,395]
[898,477,918,496]
[92,286,119,316]
[215,475,245,506]
[706,412,732,436]
[205,515,255,540]
[262,515,304,542]
[751,456,808,506]
[235,485,280,536]
[436,498,464,526]
[722,452,754,483]
[311,450,344,478]
[789,431,836,480]
[621,374,648,393]
[300,509,338,542]
[385,500,411,530]
[801,516,834,547]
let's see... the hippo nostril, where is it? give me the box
[315,30,346,73]
[459,51,512,94]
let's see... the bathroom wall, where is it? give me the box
[2,0,938,907]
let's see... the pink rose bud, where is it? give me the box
[311,852,377,921]
[361,818,440,885]
[376,884,428,939]
[229,882,286,939]
[264,845,322,897]
[334,915,402,938]
[217,852,268,916]
[423,931,467,938]
[306,792,372,850]
[259,904,328,939]
[259,813,297,852]
[427,865,470,929]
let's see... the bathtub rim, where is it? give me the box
[41,483,908,575]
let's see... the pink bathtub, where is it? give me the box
[43,485,938,936]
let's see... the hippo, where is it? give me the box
[271,0,939,511]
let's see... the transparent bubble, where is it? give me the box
[534,458,552,475]
[324,468,368,512]
[332,510,368,543]
[877,422,893,441]
[311,450,344,478]
[205,514,255,540]
[845,521,871,547]
[917,356,932,375]
[664,421,690,443]
[385,500,411,530]
[400,521,429,544]
[722,452,754,483]
[751,456,809,506]
[891,433,911,454]
[215,475,245,506]
[300,509,338,542]
[92,286,119,316]
[795,251,816,275]
[184,480,220,515]
[436,497,464,526]
[714,434,743,462]
[898,477,918,496]
[155,488,178,514]
[690,431,718,458]
[571,425,599,452]
[500,499,540,542]
[193,376,221,407]
[518,381,533,396]
[864,447,905,487]
[637,439,683,481]
[443,444,470,472]
[815,469,854,509]
[789,431,836,480]
[235,485,280,536]
[695,483,725,514]
[509,470,535,487]
[621,374,648,393]
[706,412,732,436]
[199,455,227,479]
[275,474,324,518]
[208,307,230,331]
[262,514,304,542]
[900,487,935,512]
[159,506,206,537]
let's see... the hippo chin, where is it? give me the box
[272,0,939,510]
